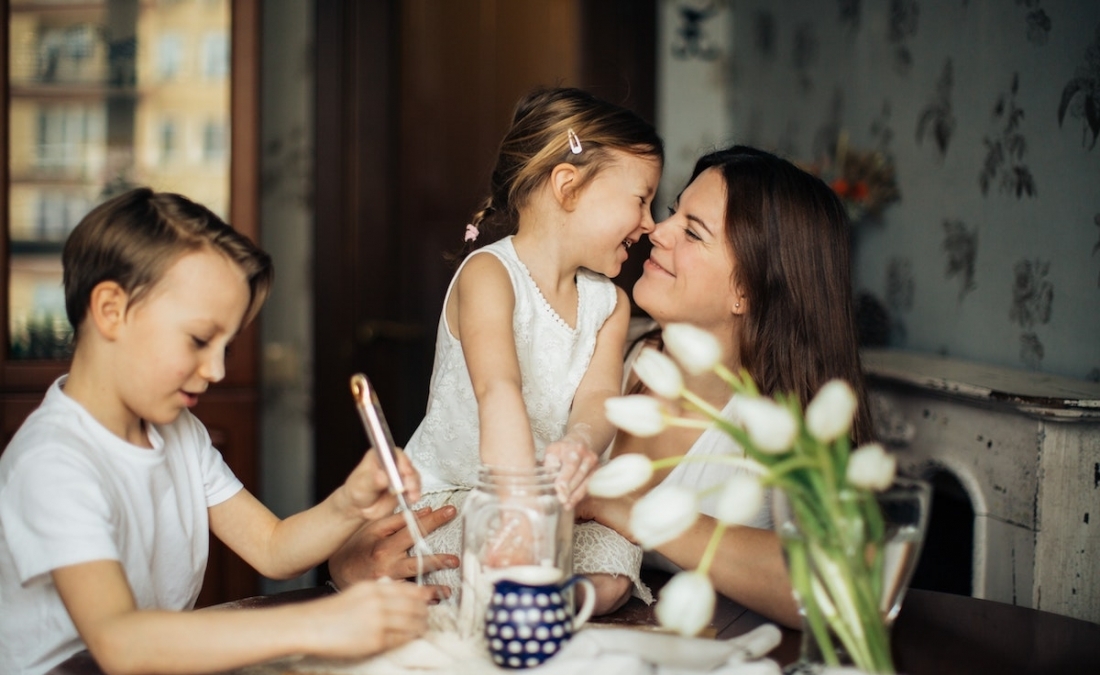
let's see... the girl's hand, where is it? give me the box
[544,427,598,510]
[342,448,422,521]
[306,579,434,658]
[482,508,539,567]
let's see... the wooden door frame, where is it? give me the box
[312,0,656,529]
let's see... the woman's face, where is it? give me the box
[632,167,741,333]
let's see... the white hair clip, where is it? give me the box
[567,128,583,154]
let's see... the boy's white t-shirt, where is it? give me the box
[0,376,243,675]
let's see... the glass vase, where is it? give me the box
[774,477,931,674]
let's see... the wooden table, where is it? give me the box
[48,575,1100,675]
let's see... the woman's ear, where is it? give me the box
[731,288,748,316]
[549,162,582,211]
[86,281,129,341]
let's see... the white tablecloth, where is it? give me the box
[231,623,786,675]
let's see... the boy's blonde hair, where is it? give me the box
[62,188,274,340]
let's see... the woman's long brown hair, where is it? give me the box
[690,146,873,444]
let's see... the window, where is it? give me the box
[156,33,184,80]
[160,119,178,164]
[201,32,228,80]
[203,120,227,162]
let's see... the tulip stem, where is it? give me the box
[680,389,726,420]
[697,520,727,577]
[651,454,767,475]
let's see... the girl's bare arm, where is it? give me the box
[453,254,537,467]
[546,286,632,506]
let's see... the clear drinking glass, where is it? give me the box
[458,464,573,638]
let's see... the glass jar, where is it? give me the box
[457,464,573,637]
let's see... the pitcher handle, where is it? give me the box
[563,575,597,630]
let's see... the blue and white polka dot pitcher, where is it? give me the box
[484,566,596,669]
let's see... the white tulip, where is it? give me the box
[806,379,858,443]
[629,485,699,549]
[715,474,766,525]
[655,571,716,637]
[605,395,667,437]
[846,443,897,491]
[730,395,798,454]
[633,348,684,399]
[663,323,722,375]
[587,454,654,498]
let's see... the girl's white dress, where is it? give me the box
[405,236,652,601]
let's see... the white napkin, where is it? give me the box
[236,624,784,675]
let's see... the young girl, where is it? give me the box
[336,88,663,615]
[0,189,433,675]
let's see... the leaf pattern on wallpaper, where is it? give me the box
[915,59,956,160]
[1009,258,1053,368]
[888,0,920,75]
[1057,24,1100,150]
[1019,332,1045,369]
[870,99,896,158]
[838,0,861,31]
[793,21,819,93]
[980,73,1036,198]
[942,219,978,300]
[753,10,777,61]
[812,89,845,161]
[1024,8,1052,47]
[886,257,914,343]
[1010,258,1053,327]
[672,0,722,61]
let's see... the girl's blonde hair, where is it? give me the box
[63,187,273,340]
[460,87,663,256]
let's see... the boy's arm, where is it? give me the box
[209,448,414,580]
[546,286,631,507]
[52,559,432,675]
[454,254,537,467]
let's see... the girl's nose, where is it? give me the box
[648,216,674,247]
[639,207,656,234]
[200,350,226,383]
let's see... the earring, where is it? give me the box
[735,302,741,310]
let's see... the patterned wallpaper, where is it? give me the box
[661,0,1099,381]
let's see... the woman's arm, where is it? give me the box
[655,515,800,628]
[328,505,460,590]
[52,559,432,675]
[580,493,800,628]
[453,254,536,467]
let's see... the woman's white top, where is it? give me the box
[621,322,774,525]
[406,236,619,493]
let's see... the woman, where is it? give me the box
[578,145,873,627]
[331,145,871,627]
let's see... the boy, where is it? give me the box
[0,189,433,675]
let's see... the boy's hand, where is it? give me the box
[544,427,598,510]
[306,579,434,658]
[342,448,422,521]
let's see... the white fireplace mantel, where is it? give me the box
[861,348,1100,624]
